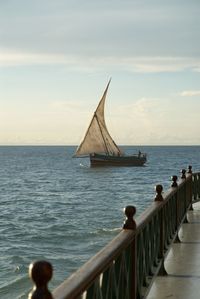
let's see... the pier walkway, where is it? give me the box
[147,201,200,299]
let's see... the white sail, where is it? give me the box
[74,80,122,157]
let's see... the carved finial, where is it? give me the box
[154,184,163,201]
[181,169,186,179]
[188,165,192,174]
[28,260,53,299]
[171,175,178,187]
[123,206,136,229]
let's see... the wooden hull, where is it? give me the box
[90,153,147,167]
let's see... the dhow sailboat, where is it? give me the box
[74,80,147,167]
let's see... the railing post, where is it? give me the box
[154,185,167,276]
[28,260,53,299]
[181,169,186,179]
[154,184,163,202]
[123,205,136,229]
[123,206,137,299]
[188,165,192,174]
[171,175,178,187]
[170,175,181,243]
[180,169,189,223]
[188,165,194,210]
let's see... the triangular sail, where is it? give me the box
[74,80,122,157]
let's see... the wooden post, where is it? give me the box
[181,169,186,179]
[28,260,53,299]
[188,165,192,174]
[123,205,136,230]
[171,175,178,187]
[188,165,193,210]
[154,185,167,276]
[180,170,189,223]
[170,175,181,242]
[154,184,163,201]
[123,206,136,299]
[171,175,180,228]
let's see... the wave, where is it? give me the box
[0,274,31,299]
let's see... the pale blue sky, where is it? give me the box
[0,0,200,145]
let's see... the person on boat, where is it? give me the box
[138,150,141,157]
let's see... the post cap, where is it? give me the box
[181,169,186,179]
[28,260,53,299]
[123,205,136,229]
[171,175,178,187]
[155,184,163,201]
[188,165,192,173]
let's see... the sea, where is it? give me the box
[1,145,200,299]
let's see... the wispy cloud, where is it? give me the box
[107,96,200,145]
[0,50,68,67]
[107,97,168,144]
[179,90,200,97]
[127,57,200,73]
[1,49,200,74]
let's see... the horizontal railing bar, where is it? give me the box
[53,229,135,299]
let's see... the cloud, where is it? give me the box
[1,0,199,72]
[127,57,200,73]
[179,90,200,97]
[1,49,200,74]
[0,50,68,67]
[106,97,168,144]
[107,96,200,145]
[0,99,93,145]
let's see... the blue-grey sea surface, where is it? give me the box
[1,145,200,299]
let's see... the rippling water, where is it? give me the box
[1,145,200,298]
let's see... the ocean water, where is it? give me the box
[1,145,200,299]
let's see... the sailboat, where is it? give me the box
[74,80,147,167]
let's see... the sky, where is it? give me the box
[0,0,200,145]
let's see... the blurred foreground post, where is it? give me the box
[28,260,53,299]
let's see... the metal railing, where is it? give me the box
[28,166,200,299]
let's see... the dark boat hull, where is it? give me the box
[90,153,146,167]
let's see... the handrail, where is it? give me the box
[53,229,136,299]
[28,167,200,299]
